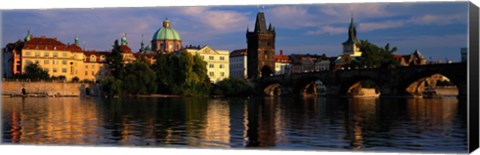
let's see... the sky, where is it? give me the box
[1,2,469,61]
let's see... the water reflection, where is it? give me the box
[2,97,100,144]
[346,98,379,150]
[1,96,467,152]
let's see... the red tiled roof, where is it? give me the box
[275,55,290,63]
[23,36,67,50]
[120,45,132,53]
[66,44,83,53]
[393,54,403,59]
[133,53,157,58]
[230,48,247,57]
[83,50,111,56]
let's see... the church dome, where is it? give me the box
[152,18,181,41]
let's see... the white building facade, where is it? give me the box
[181,45,230,83]
[229,49,247,79]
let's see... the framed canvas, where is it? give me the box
[1,0,479,154]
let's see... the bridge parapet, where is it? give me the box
[255,63,466,97]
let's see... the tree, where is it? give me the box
[152,51,211,96]
[212,78,254,97]
[108,40,124,79]
[72,76,80,83]
[122,60,157,95]
[101,76,122,97]
[356,40,400,68]
[24,62,49,81]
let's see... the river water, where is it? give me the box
[1,97,467,153]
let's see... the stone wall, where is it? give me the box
[1,81,102,97]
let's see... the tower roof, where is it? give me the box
[24,30,31,42]
[121,32,128,45]
[254,12,268,32]
[152,18,181,41]
[74,34,79,45]
[343,16,358,45]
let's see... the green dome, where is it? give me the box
[152,19,181,41]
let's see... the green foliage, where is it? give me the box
[122,60,157,95]
[153,51,211,96]
[212,78,254,97]
[108,40,124,79]
[356,40,400,68]
[51,75,66,81]
[101,76,122,97]
[24,63,49,81]
[72,76,80,83]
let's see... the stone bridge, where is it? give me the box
[255,63,466,97]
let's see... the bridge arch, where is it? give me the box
[340,77,382,97]
[263,83,283,96]
[296,79,328,96]
[395,64,466,97]
[402,73,461,98]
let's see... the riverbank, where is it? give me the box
[1,81,100,97]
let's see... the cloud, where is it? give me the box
[267,5,317,29]
[176,6,249,33]
[358,20,406,32]
[307,26,345,35]
[319,3,392,19]
[409,13,466,25]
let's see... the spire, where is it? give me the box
[254,12,267,32]
[74,34,79,46]
[121,32,128,45]
[24,30,31,42]
[348,15,357,42]
[268,22,272,31]
[140,34,145,53]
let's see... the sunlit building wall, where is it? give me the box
[180,45,230,83]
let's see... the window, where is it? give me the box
[209,72,214,76]
[62,53,67,57]
[209,64,214,68]
[26,52,31,56]
[53,52,58,57]
[44,52,49,57]
[92,71,94,75]
[219,64,223,68]
[62,60,67,65]
[209,56,214,60]
[92,64,94,69]
[53,60,58,64]
[25,60,33,65]
[44,68,49,72]
[35,52,40,56]
[44,60,49,64]
[221,72,225,77]
[53,68,57,73]
[62,68,67,73]
[35,60,39,64]
[90,55,96,62]
[86,65,88,69]
[201,56,205,60]
[85,71,88,76]
[220,56,224,60]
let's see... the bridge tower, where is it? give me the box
[246,11,276,79]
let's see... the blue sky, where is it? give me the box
[1,2,468,61]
